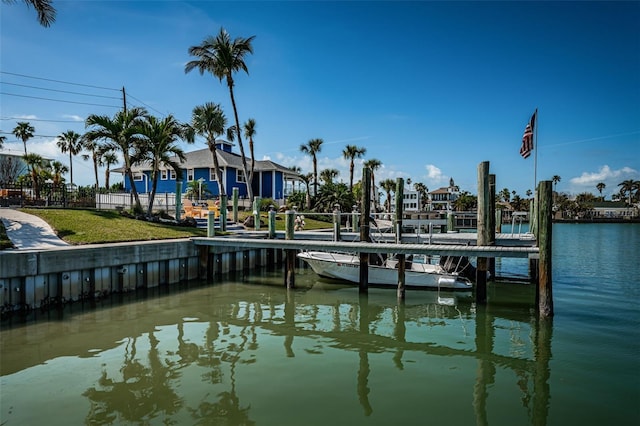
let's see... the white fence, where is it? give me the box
[96,193,256,212]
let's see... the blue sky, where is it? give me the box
[1,0,639,199]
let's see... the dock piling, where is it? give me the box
[476,161,491,304]
[359,168,371,292]
[395,178,406,300]
[537,180,554,317]
[285,210,296,289]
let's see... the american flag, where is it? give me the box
[520,110,536,159]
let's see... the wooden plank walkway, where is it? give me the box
[192,234,539,259]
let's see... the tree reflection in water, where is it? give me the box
[75,283,551,425]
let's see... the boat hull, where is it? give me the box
[297,252,472,290]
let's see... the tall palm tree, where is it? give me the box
[101,151,118,190]
[56,130,84,187]
[185,27,255,201]
[300,138,323,197]
[190,103,229,197]
[3,0,56,26]
[81,137,103,191]
[0,134,6,149]
[300,172,313,210]
[243,118,257,197]
[319,168,339,185]
[552,175,561,192]
[364,158,382,210]
[12,121,34,155]
[596,182,606,200]
[342,144,366,192]
[85,107,147,211]
[137,115,189,217]
[379,178,395,213]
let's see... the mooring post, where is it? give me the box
[476,161,491,304]
[495,208,503,234]
[232,187,239,223]
[359,167,371,292]
[447,211,455,232]
[268,206,276,239]
[253,197,261,231]
[220,194,227,232]
[333,208,341,241]
[538,180,554,317]
[488,174,496,278]
[207,210,215,237]
[352,207,360,233]
[284,210,296,288]
[395,178,406,300]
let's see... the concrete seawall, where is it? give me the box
[0,239,273,312]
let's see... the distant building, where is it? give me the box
[391,187,420,212]
[428,178,459,211]
[117,141,301,205]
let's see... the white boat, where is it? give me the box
[297,251,473,290]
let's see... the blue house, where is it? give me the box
[121,141,300,206]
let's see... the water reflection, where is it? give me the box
[0,277,552,425]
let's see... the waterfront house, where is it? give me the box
[119,140,301,206]
[429,178,460,211]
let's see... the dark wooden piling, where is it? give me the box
[232,187,239,223]
[395,178,406,300]
[537,180,553,317]
[488,174,496,278]
[359,168,371,292]
[476,161,491,304]
[284,210,296,289]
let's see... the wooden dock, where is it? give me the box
[192,232,538,259]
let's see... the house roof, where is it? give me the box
[117,147,300,177]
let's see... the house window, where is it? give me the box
[161,170,168,180]
[133,173,143,181]
[209,168,217,181]
[187,169,194,182]
[169,170,176,180]
[236,169,245,183]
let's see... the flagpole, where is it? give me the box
[534,107,538,193]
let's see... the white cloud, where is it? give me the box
[62,114,84,122]
[569,165,639,196]
[423,164,448,188]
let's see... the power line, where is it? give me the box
[0,81,121,100]
[0,71,120,92]
[1,92,120,108]
[126,92,166,117]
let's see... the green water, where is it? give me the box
[1,223,639,425]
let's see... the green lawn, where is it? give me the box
[20,208,207,244]
[8,208,333,246]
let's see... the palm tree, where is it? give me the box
[379,178,395,213]
[4,0,56,26]
[342,144,366,192]
[300,172,313,210]
[526,189,533,198]
[12,121,34,155]
[319,168,339,185]
[137,115,189,216]
[552,175,561,192]
[364,158,382,210]
[50,160,68,186]
[102,151,118,191]
[243,118,257,196]
[0,134,5,149]
[23,152,45,198]
[85,107,147,211]
[413,182,428,211]
[300,138,323,197]
[56,130,84,187]
[500,188,511,203]
[596,182,606,200]
[190,103,229,197]
[185,27,255,201]
[81,137,103,191]
[618,179,637,205]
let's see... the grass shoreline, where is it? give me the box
[2,208,332,248]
